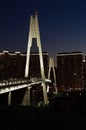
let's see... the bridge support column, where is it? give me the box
[8,91,11,106]
[22,87,31,105]
[41,82,49,105]
[27,87,31,105]
[47,85,49,93]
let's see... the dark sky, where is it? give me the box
[0,0,86,61]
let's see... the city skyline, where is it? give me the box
[0,0,86,60]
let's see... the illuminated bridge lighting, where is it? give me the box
[0,78,52,94]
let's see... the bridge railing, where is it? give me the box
[0,78,29,87]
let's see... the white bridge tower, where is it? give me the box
[25,12,48,104]
[48,57,57,93]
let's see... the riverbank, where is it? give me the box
[0,104,86,130]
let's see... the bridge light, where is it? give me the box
[3,50,9,53]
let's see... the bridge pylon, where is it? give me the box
[48,57,58,93]
[25,12,48,105]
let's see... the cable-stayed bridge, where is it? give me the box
[0,12,57,106]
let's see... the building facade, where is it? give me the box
[29,52,49,79]
[57,52,84,91]
[83,54,86,89]
[0,51,49,80]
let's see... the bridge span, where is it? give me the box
[0,78,53,106]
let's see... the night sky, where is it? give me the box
[0,0,86,62]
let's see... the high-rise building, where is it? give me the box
[57,51,84,91]
[0,51,25,79]
[29,52,49,79]
[83,54,86,89]
[0,51,49,80]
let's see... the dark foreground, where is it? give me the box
[0,102,86,130]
